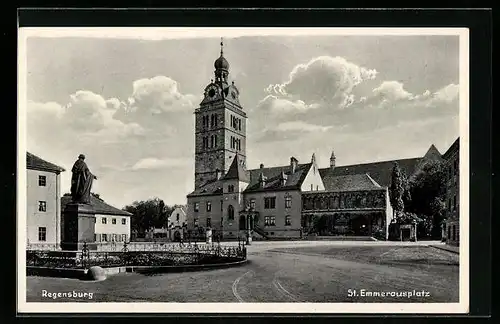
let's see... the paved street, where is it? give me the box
[26,241,459,303]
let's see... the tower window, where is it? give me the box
[227,205,235,220]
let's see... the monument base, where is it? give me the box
[62,203,97,251]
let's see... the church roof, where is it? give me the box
[187,179,224,197]
[442,137,459,160]
[27,152,66,173]
[222,154,249,182]
[61,195,132,216]
[244,163,312,193]
[320,157,422,189]
[321,174,383,192]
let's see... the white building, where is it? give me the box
[26,152,66,247]
[169,205,188,228]
[61,194,132,243]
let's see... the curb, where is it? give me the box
[428,245,459,255]
[27,259,248,279]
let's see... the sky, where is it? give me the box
[22,28,461,209]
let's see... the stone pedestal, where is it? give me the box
[246,230,252,245]
[61,203,97,251]
[206,228,212,244]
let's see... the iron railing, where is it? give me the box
[27,241,246,269]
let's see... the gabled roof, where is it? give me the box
[27,152,65,173]
[171,205,187,216]
[321,173,383,192]
[61,195,132,216]
[223,154,249,182]
[442,137,459,160]
[187,179,224,197]
[320,157,422,189]
[244,163,312,193]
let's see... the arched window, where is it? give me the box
[227,205,235,220]
[214,135,217,148]
[210,135,215,148]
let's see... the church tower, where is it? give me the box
[194,39,247,189]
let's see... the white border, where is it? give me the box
[17,27,470,314]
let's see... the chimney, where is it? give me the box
[216,169,222,180]
[290,156,298,173]
[330,150,336,170]
[259,172,267,188]
[260,163,264,169]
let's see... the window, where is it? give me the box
[112,218,117,225]
[122,234,127,242]
[194,219,199,227]
[38,201,47,212]
[264,216,276,226]
[207,218,211,228]
[228,185,234,193]
[176,213,180,221]
[38,175,46,186]
[285,196,292,208]
[227,205,235,220]
[94,234,97,242]
[207,201,212,212]
[102,234,108,242]
[112,234,117,242]
[264,197,276,209]
[316,185,319,191]
[285,215,291,226]
[311,184,313,191]
[194,202,199,212]
[38,227,46,241]
[250,199,256,209]
[102,217,107,224]
[122,218,126,225]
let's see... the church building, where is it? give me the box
[186,41,455,241]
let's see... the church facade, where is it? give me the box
[186,41,454,241]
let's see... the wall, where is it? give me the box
[244,190,302,238]
[445,147,460,246]
[26,169,61,244]
[300,162,325,192]
[187,194,224,232]
[169,207,187,228]
[94,214,131,242]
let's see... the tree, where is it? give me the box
[390,162,405,219]
[406,160,447,238]
[122,197,171,238]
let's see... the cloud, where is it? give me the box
[372,81,414,101]
[255,95,320,114]
[27,75,196,207]
[131,157,190,170]
[266,56,378,109]
[276,121,332,133]
[127,76,197,114]
[431,83,459,103]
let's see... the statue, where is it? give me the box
[70,154,98,204]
